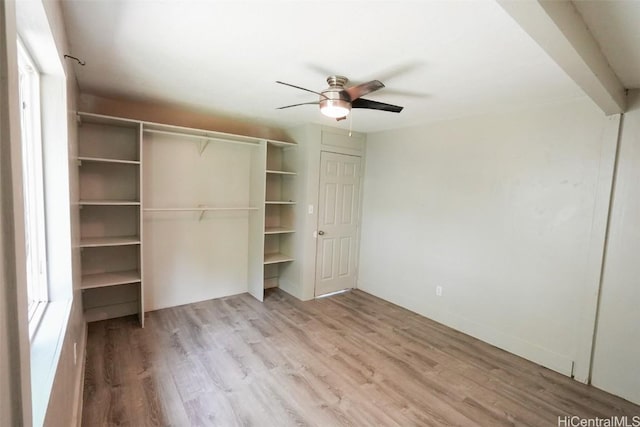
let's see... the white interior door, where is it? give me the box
[315,151,361,296]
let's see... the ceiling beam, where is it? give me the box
[497,0,626,114]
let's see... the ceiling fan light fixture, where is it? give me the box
[320,99,351,118]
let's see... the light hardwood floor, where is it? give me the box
[82,289,640,426]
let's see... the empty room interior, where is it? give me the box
[2,0,640,425]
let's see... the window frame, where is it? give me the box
[16,37,49,334]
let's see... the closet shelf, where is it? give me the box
[143,128,260,149]
[78,156,140,165]
[77,112,140,127]
[264,253,294,265]
[265,201,296,205]
[264,227,295,235]
[80,236,141,248]
[84,301,139,323]
[144,206,258,212]
[266,170,296,175]
[268,140,297,147]
[81,270,141,290]
[80,200,140,206]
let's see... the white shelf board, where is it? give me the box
[79,200,140,206]
[81,270,141,289]
[266,169,296,175]
[268,140,297,147]
[84,301,139,323]
[264,278,279,289]
[264,253,294,265]
[78,156,140,165]
[77,112,140,127]
[265,201,296,205]
[80,236,141,248]
[143,122,294,147]
[264,227,295,235]
[143,128,261,148]
[144,206,258,212]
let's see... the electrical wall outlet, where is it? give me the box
[436,286,443,297]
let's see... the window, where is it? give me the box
[17,39,49,331]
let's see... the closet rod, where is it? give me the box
[143,128,261,147]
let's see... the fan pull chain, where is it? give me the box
[349,113,353,137]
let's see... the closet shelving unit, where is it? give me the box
[77,112,298,313]
[263,141,297,289]
[77,113,144,326]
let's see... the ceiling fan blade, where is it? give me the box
[352,98,404,113]
[276,81,328,99]
[345,80,385,100]
[382,89,430,98]
[276,101,319,110]
[369,61,423,83]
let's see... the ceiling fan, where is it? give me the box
[276,75,404,121]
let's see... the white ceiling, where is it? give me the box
[61,0,621,133]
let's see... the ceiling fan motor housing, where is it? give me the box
[319,75,352,118]
[326,75,349,88]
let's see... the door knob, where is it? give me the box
[318,230,325,235]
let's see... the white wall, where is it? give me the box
[359,98,617,379]
[1,0,86,425]
[591,90,640,405]
[284,124,321,301]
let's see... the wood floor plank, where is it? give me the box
[83,289,640,426]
